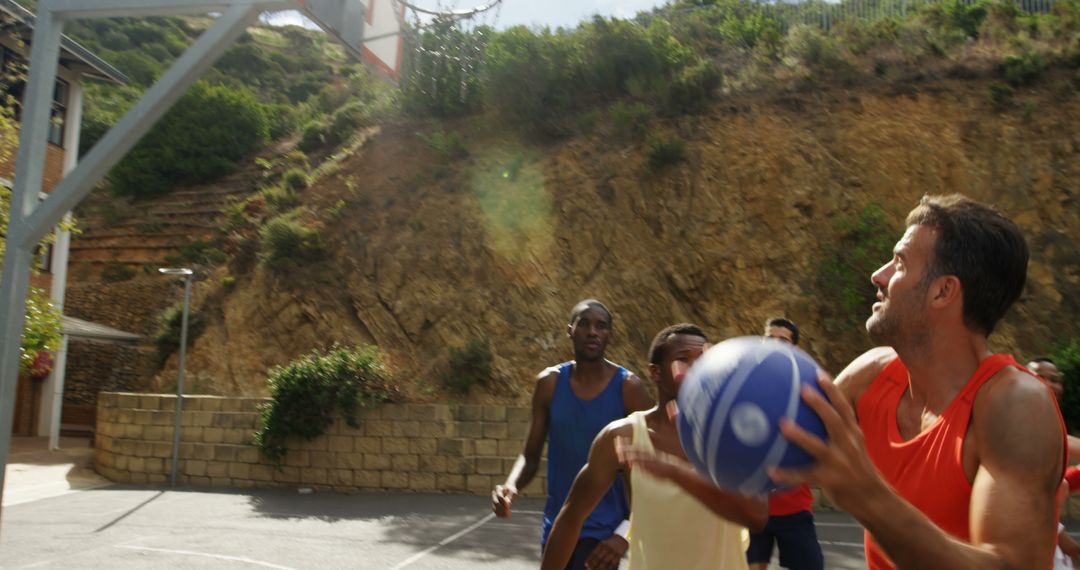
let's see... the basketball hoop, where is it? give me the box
[392,0,503,114]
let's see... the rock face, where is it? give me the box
[122,80,1080,399]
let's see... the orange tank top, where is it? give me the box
[857,353,1063,570]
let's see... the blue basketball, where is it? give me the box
[676,336,829,495]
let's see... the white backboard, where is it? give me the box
[297,0,404,82]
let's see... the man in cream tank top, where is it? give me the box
[541,323,766,570]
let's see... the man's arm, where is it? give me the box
[617,439,767,531]
[622,373,654,415]
[540,423,628,570]
[493,368,555,517]
[772,369,1064,570]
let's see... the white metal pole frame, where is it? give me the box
[0,0,382,526]
[44,78,83,449]
[159,267,193,487]
[0,0,294,526]
[0,2,66,526]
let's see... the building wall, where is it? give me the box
[95,393,547,497]
[0,139,69,193]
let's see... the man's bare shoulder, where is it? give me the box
[975,365,1060,427]
[973,364,1063,477]
[620,370,655,412]
[530,365,562,405]
[536,365,562,383]
[595,416,637,445]
[834,346,897,404]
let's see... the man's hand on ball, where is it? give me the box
[769,371,888,516]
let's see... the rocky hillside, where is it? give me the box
[129,74,1078,400]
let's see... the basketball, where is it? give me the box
[676,336,829,495]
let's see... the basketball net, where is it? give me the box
[392,0,502,112]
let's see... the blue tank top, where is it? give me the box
[542,362,631,545]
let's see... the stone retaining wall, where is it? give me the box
[98,392,1080,521]
[94,392,546,497]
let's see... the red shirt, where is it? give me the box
[857,354,1066,570]
[1066,466,1080,493]
[769,484,813,516]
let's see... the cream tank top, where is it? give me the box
[627,411,749,570]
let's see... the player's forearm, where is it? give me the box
[505,454,539,490]
[540,511,586,570]
[667,463,767,530]
[857,488,1017,570]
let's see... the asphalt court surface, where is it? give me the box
[0,485,876,569]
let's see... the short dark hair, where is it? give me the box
[568,299,612,326]
[648,323,707,365]
[765,317,799,345]
[906,194,1028,336]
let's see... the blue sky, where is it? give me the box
[496,0,668,28]
[264,0,670,31]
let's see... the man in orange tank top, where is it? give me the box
[771,194,1067,570]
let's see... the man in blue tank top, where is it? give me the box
[492,299,653,569]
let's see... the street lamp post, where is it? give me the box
[159,267,193,487]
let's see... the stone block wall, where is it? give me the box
[94,392,1080,519]
[94,392,546,496]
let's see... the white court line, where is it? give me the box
[387,513,496,570]
[3,482,111,508]
[115,545,298,569]
[513,510,544,515]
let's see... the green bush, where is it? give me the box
[484,26,579,128]
[442,337,494,394]
[647,136,687,170]
[922,0,990,38]
[815,203,897,335]
[1001,52,1047,87]
[20,287,61,375]
[326,99,370,147]
[109,81,269,198]
[100,262,136,283]
[165,240,228,267]
[263,102,298,140]
[255,346,400,463]
[717,8,780,51]
[989,81,1015,110]
[785,25,852,73]
[258,214,322,271]
[663,58,723,114]
[298,118,328,153]
[402,22,488,117]
[109,51,160,86]
[418,128,468,161]
[260,185,299,215]
[1054,340,1080,433]
[154,301,206,362]
[282,168,310,192]
[611,101,652,139]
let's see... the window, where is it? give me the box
[48,79,67,147]
[0,46,69,148]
